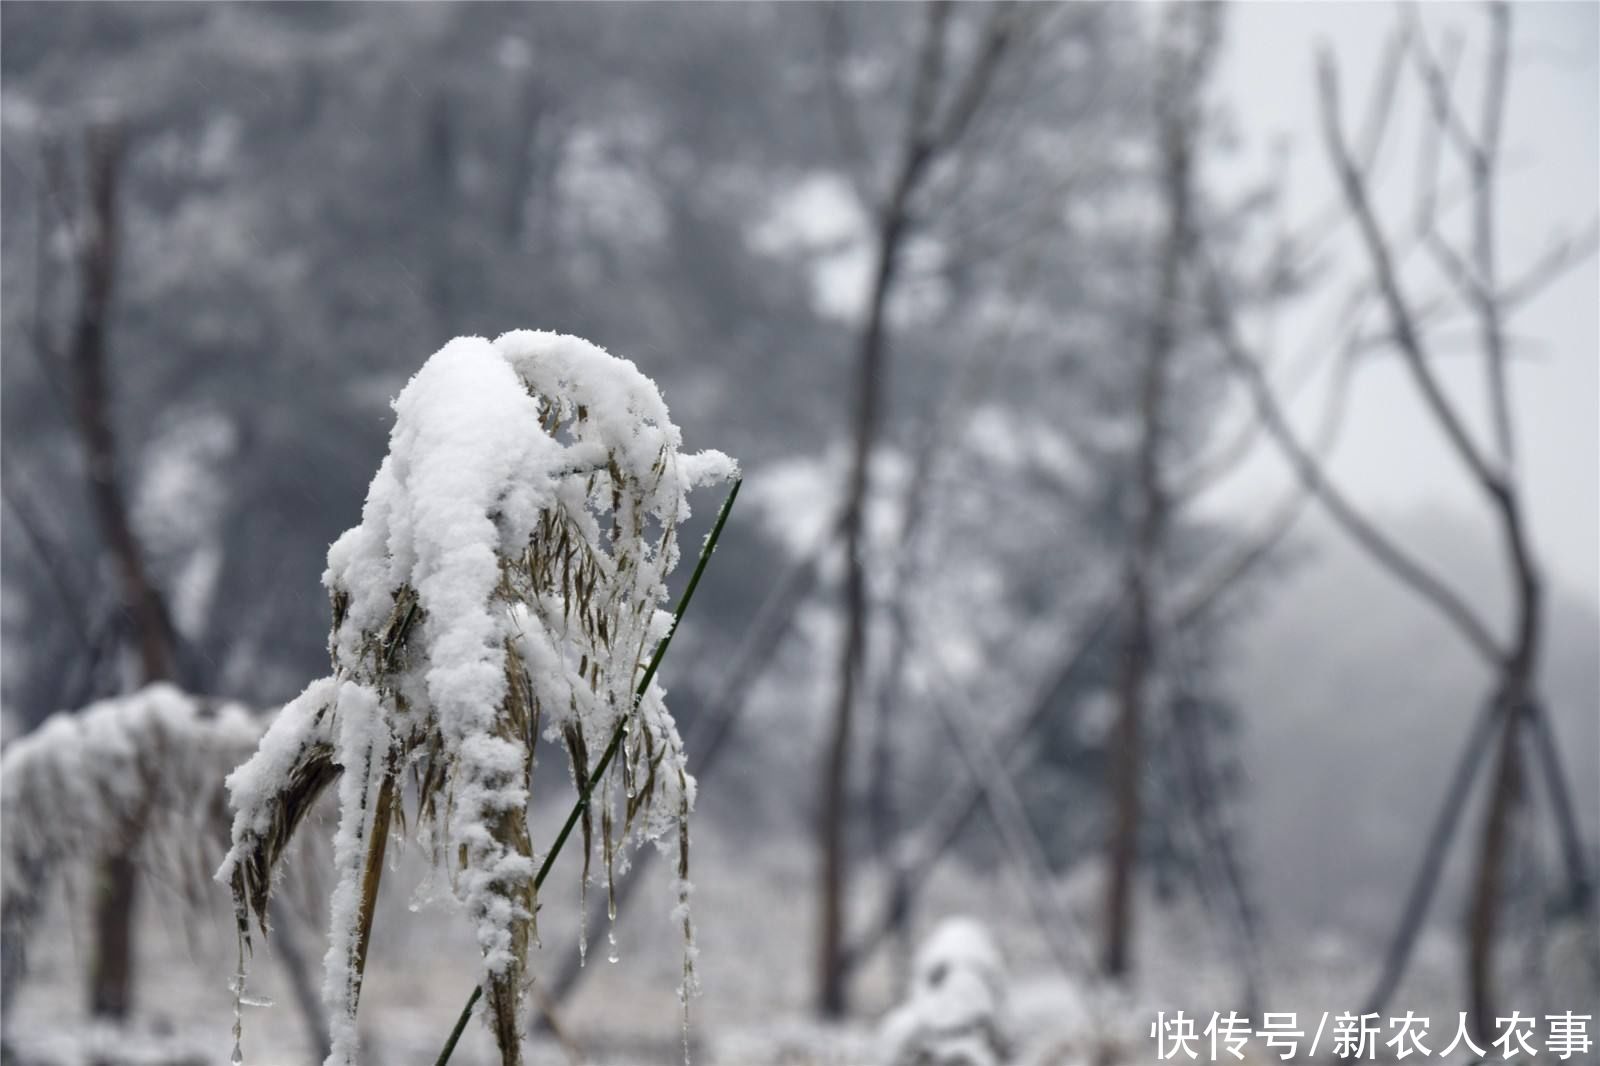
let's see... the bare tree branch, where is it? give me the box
[0,466,96,650]
[1171,277,1369,501]
[817,6,872,200]
[843,598,1118,973]
[1501,219,1600,311]
[1361,695,1503,1015]
[1527,702,1597,915]
[1473,3,1514,469]
[931,3,1023,152]
[921,654,1094,977]
[1197,249,1503,663]
[1406,14,1481,169]
[1318,50,1505,497]
[1169,329,1357,629]
[1356,22,1415,172]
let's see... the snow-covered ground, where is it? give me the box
[11,809,1583,1066]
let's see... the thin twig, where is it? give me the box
[1501,220,1600,311]
[0,467,96,649]
[1318,50,1504,497]
[920,654,1094,976]
[1473,4,1514,470]
[817,6,871,201]
[1169,327,1358,629]
[1361,696,1502,1016]
[1197,247,1502,663]
[843,596,1119,970]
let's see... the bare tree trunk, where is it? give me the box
[85,853,139,1019]
[1466,695,1526,1043]
[502,74,544,243]
[815,3,1022,1015]
[1467,570,1541,1040]
[58,124,182,1026]
[1101,5,1208,975]
[817,3,956,1016]
[863,370,947,976]
[1103,569,1153,978]
[67,127,177,689]
[2,852,49,1055]
[818,195,912,1017]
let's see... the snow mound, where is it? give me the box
[881,917,1014,1066]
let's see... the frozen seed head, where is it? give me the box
[217,331,734,1066]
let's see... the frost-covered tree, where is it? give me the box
[0,685,263,1045]
[217,331,735,1066]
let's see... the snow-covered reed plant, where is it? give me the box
[1,686,263,991]
[216,331,737,1066]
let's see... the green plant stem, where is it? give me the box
[433,478,740,1066]
[433,986,481,1066]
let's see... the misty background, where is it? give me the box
[0,3,1595,1065]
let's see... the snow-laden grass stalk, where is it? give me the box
[433,475,738,1066]
[216,332,737,1066]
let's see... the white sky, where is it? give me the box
[1207,2,1599,595]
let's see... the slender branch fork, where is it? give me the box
[1201,4,1594,1029]
[433,479,741,1066]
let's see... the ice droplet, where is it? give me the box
[229,944,246,1066]
[578,879,589,968]
[607,928,619,964]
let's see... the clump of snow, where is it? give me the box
[1,684,263,1016]
[880,917,1014,1066]
[217,330,735,1066]
[2,684,262,904]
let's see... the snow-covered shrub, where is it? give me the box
[880,917,1014,1066]
[0,685,263,1012]
[216,331,736,1066]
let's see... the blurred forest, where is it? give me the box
[0,3,1596,1065]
